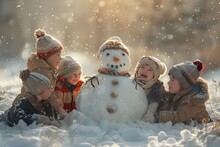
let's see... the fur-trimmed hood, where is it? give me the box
[157,77,210,124]
[191,77,209,102]
[27,54,55,72]
[172,77,209,104]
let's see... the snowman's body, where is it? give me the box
[76,37,148,122]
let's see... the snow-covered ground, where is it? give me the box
[0,53,220,147]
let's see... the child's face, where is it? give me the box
[168,75,181,94]
[66,71,81,85]
[38,87,53,100]
[45,51,62,69]
[137,64,154,81]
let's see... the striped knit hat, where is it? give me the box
[168,60,204,89]
[97,36,129,58]
[34,29,63,58]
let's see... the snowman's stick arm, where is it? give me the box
[84,76,100,88]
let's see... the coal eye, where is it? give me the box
[122,53,125,56]
[106,53,110,56]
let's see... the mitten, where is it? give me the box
[50,120,61,127]
[143,102,159,123]
[34,114,51,125]
[57,107,68,120]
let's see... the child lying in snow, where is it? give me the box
[0,69,60,127]
[156,60,211,124]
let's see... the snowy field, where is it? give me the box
[0,54,220,147]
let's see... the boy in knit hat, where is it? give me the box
[156,60,211,124]
[55,56,84,113]
[0,69,60,127]
[12,29,63,114]
[134,56,167,123]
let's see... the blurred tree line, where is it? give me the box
[0,0,219,71]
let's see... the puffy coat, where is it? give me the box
[157,78,210,124]
[55,78,84,113]
[146,80,166,104]
[3,93,57,127]
[12,54,58,105]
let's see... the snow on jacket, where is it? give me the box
[4,93,57,127]
[55,78,84,113]
[157,77,210,124]
[12,54,58,106]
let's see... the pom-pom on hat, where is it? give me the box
[20,69,51,95]
[34,29,63,58]
[57,56,82,78]
[168,59,204,89]
[97,36,129,58]
[135,56,167,80]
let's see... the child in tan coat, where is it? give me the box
[156,60,211,124]
[134,56,167,123]
[12,29,65,118]
[55,56,84,113]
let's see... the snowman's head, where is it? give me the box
[97,36,131,73]
[99,49,131,72]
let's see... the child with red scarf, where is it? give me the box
[55,56,84,113]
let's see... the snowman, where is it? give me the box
[76,36,148,123]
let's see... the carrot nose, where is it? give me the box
[114,56,120,62]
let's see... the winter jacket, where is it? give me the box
[55,78,84,113]
[142,80,166,122]
[157,78,210,124]
[146,80,166,104]
[12,54,58,106]
[3,93,57,127]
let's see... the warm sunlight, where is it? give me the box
[0,0,220,146]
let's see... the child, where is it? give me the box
[134,56,167,123]
[1,69,60,127]
[55,56,84,113]
[156,60,211,124]
[12,29,63,115]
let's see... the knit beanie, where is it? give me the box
[97,36,129,58]
[20,69,51,95]
[57,56,82,78]
[34,29,63,58]
[135,56,167,80]
[168,60,204,89]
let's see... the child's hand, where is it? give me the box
[35,114,51,125]
[57,107,68,120]
[34,114,61,127]
[143,112,155,123]
[143,102,159,123]
[50,120,61,127]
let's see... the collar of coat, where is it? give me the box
[173,77,209,103]
[98,68,130,77]
[56,77,84,92]
[27,54,57,73]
